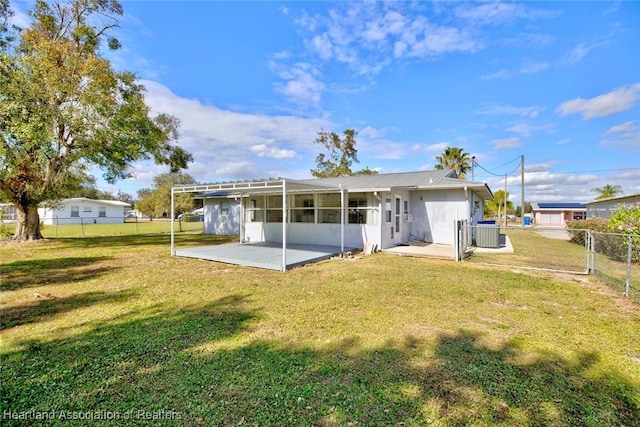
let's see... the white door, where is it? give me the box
[394,196,402,244]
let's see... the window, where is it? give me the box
[245,198,264,222]
[70,206,79,217]
[292,195,315,223]
[266,195,283,222]
[385,198,392,223]
[318,193,341,224]
[220,201,230,215]
[98,207,106,218]
[83,206,92,213]
[348,193,379,225]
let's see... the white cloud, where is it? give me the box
[556,83,640,119]
[520,60,549,74]
[270,62,326,105]
[603,120,640,136]
[425,142,450,152]
[601,120,640,149]
[127,80,331,188]
[560,42,590,65]
[482,69,510,80]
[491,138,522,149]
[359,126,383,139]
[310,33,333,60]
[475,104,544,118]
[506,123,553,137]
[396,16,479,58]
[7,7,31,28]
[250,144,297,159]
[454,1,556,25]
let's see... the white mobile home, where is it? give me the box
[172,170,493,270]
[39,198,131,225]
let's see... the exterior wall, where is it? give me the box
[409,189,469,245]
[202,187,485,249]
[243,222,377,249]
[586,195,640,219]
[39,201,127,225]
[203,199,240,235]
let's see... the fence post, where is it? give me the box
[625,235,632,297]
[80,217,84,237]
[454,220,460,262]
[589,230,595,274]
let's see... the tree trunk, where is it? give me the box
[13,205,44,240]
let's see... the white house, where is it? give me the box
[180,170,492,251]
[585,193,640,219]
[38,198,131,225]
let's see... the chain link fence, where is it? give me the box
[591,232,640,302]
[459,225,640,303]
[34,217,204,238]
[461,225,590,274]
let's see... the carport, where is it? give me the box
[170,179,348,271]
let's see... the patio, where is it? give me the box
[174,241,350,271]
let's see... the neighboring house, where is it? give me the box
[530,202,586,227]
[0,203,17,222]
[39,198,131,225]
[184,170,493,250]
[585,193,640,219]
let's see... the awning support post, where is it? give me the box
[340,184,345,253]
[282,179,287,272]
[170,187,175,256]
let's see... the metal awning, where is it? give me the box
[170,178,346,272]
[173,179,341,197]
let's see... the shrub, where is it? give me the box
[608,203,640,235]
[566,218,608,245]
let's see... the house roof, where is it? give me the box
[43,197,131,208]
[531,202,586,210]
[182,170,493,200]
[584,193,640,206]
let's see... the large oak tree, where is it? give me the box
[310,129,377,178]
[0,0,190,240]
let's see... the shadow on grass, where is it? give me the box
[2,299,638,426]
[0,290,136,330]
[0,257,115,291]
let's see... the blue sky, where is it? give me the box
[10,1,640,203]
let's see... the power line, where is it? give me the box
[559,166,640,175]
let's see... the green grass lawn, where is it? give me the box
[1,233,639,426]
[2,219,204,238]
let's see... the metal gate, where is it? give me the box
[459,225,590,274]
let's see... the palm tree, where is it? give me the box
[591,184,623,200]
[434,147,472,179]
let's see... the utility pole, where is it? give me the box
[471,156,476,181]
[520,155,525,227]
[504,172,508,227]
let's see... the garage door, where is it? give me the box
[540,213,562,224]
